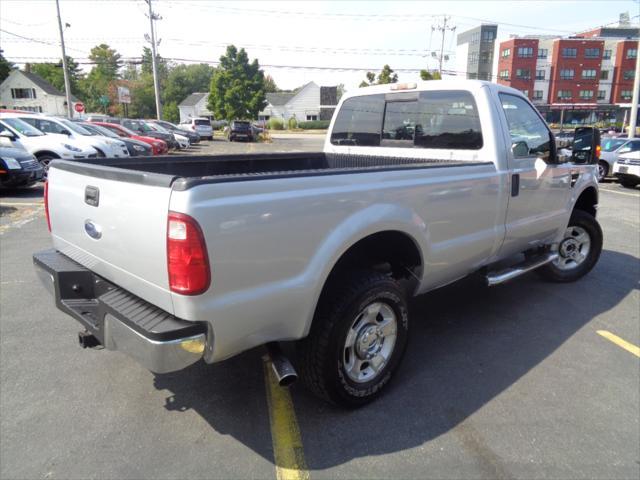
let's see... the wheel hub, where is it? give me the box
[342,301,398,383]
[355,325,384,359]
[554,226,591,271]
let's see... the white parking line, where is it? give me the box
[598,186,639,197]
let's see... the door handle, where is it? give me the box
[570,171,580,188]
[511,173,520,197]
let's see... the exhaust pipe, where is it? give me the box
[266,342,298,387]
[78,331,101,349]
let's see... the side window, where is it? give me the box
[330,94,385,146]
[629,141,640,152]
[499,93,552,162]
[35,119,65,134]
[381,90,483,149]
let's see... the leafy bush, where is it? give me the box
[288,116,298,130]
[267,118,284,130]
[298,120,330,130]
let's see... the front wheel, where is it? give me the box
[620,179,639,189]
[297,270,409,407]
[597,161,609,182]
[537,209,603,282]
[36,156,56,180]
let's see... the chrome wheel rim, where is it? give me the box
[597,163,606,181]
[343,302,397,383]
[39,158,51,179]
[554,226,591,271]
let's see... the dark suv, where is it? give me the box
[227,121,253,142]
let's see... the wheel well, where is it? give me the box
[574,186,598,217]
[34,151,60,159]
[325,231,423,292]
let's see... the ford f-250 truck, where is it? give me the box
[34,81,602,407]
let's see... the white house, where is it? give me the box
[0,69,79,115]
[178,92,213,123]
[259,82,337,122]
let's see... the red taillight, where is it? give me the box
[44,180,51,232]
[595,144,601,160]
[167,212,210,295]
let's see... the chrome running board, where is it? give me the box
[486,252,558,286]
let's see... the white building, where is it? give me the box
[178,82,337,123]
[259,82,338,122]
[178,92,213,123]
[0,69,79,115]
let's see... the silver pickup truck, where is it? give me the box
[34,81,602,407]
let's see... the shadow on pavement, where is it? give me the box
[151,249,638,469]
[0,184,44,199]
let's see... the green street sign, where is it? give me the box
[99,95,110,106]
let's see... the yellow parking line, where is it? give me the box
[597,330,640,358]
[263,358,310,480]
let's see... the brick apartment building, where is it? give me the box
[494,26,639,125]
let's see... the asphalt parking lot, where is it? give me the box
[1,137,639,480]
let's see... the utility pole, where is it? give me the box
[145,0,162,120]
[55,0,73,118]
[628,39,640,139]
[432,15,456,76]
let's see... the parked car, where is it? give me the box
[146,122,190,149]
[121,119,179,149]
[613,150,640,188]
[599,137,640,181]
[227,120,254,142]
[77,122,153,157]
[554,131,574,148]
[0,144,44,188]
[0,116,97,176]
[91,121,168,155]
[179,118,214,140]
[13,114,129,159]
[152,120,200,144]
[34,81,602,407]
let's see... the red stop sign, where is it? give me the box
[74,102,85,113]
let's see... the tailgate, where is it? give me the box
[47,162,175,313]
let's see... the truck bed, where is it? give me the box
[51,152,487,190]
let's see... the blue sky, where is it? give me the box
[1,0,638,91]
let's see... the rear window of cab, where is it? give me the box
[330,90,483,150]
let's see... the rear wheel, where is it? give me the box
[297,270,409,407]
[538,209,602,282]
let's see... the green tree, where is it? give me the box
[163,101,180,123]
[31,57,83,96]
[141,46,169,81]
[420,70,441,81]
[163,63,214,107]
[359,67,397,87]
[264,74,278,93]
[207,45,267,121]
[81,44,122,112]
[377,65,398,84]
[0,49,14,83]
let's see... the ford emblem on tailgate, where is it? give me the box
[85,186,99,207]
[84,220,102,240]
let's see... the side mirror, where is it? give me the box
[59,129,71,136]
[511,141,529,157]
[571,127,600,164]
[0,130,16,141]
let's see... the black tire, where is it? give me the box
[537,209,603,282]
[36,155,56,180]
[597,161,609,182]
[620,180,639,189]
[297,270,409,407]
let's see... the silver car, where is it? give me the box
[599,137,640,181]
